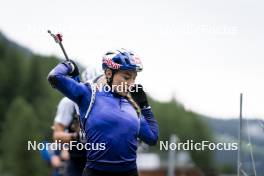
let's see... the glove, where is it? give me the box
[47,60,80,88]
[62,60,79,77]
[130,84,149,109]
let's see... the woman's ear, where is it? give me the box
[105,69,112,79]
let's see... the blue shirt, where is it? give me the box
[48,63,159,172]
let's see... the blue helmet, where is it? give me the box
[102,48,143,72]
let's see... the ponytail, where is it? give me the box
[126,93,141,117]
[96,74,141,117]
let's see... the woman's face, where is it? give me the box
[106,69,137,96]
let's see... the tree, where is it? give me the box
[149,97,214,170]
[0,48,26,135]
[0,97,48,176]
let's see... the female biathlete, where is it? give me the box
[47,48,159,176]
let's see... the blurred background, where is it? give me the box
[0,0,264,175]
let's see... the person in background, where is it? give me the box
[40,141,69,176]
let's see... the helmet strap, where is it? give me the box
[105,69,126,98]
[106,69,117,88]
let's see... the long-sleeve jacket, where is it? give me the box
[47,63,159,172]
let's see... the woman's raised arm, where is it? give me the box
[47,61,90,105]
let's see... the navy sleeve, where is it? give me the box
[47,63,91,105]
[138,107,159,146]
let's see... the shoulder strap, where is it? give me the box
[80,82,96,132]
[80,74,104,131]
[84,82,96,119]
[84,74,104,119]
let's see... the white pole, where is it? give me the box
[168,134,177,176]
[237,93,243,176]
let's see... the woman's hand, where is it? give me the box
[62,60,79,77]
[130,84,149,109]
[48,60,80,87]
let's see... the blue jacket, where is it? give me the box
[48,63,159,172]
